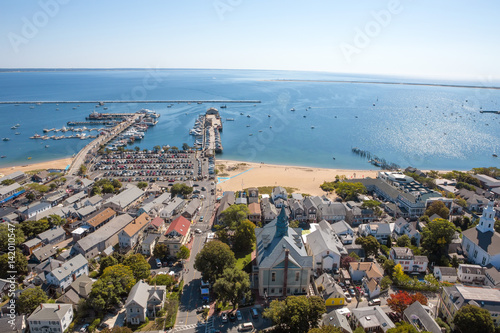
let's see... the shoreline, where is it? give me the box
[0,158,73,177]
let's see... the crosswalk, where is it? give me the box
[167,322,206,332]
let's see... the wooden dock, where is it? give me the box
[1,100,261,105]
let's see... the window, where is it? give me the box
[474,250,478,258]
[466,243,470,252]
[271,288,275,293]
[482,257,487,265]
[271,272,276,282]
[295,272,300,282]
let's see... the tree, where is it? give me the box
[78,164,87,176]
[392,264,410,286]
[213,267,251,309]
[425,201,449,219]
[150,274,176,289]
[289,220,300,228]
[137,181,148,190]
[170,183,193,197]
[134,146,140,152]
[233,220,256,253]
[453,304,495,333]
[153,243,167,259]
[48,214,65,227]
[0,223,25,248]
[361,200,381,209]
[20,219,50,238]
[1,179,15,185]
[383,259,396,276]
[308,327,343,333]
[353,328,365,333]
[320,181,336,193]
[98,255,119,276]
[153,145,161,152]
[194,241,236,283]
[386,322,420,333]
[89,264,136,312]
[102,183,115,194]
[451,255,459,268]
[263,295,326,333]
[387,291,427,314]
[0,249,28,278]
[123,254,151,280]
[335,182,367,201]
[381,276,392,290]
[341,255,358,269]
[421,218,457,265]
[396,235,411,247]
[355,235,380,258]
[17,286,48,314]
[219,204,250,229]
[177,245,190,260]
[454,197,468,208]
[26,192,36,201]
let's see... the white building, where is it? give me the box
[303,220,347,271]
[27,303,73,333]
[389,247,428,273]
[457,264,485,284]
[46,254,89,291]
[462,201,500,268]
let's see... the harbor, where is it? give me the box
[189,107,223,154]
[0,99,261,105]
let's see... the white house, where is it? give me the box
[141,234,158,256]
[389,247,428,273]
[28,304,73,333]
[462,201,500,268]
[457,264,485,284]
[433,266,458,283]
[359,223,391,243]
[118,213,151,251]
[331,220,355,245]
[125,281,166,324]
[303,220,347,271]
[272,186,287,203]
[46,254,89,291]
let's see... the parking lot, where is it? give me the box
[212,306,272,333]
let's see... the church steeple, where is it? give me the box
[276,208,289,238]
[476,201,496,233]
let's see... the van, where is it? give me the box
[368,298,381,306]
[251,308,259,319]
[238,322,254,332]
[155,258,162,268]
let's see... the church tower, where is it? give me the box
[476,201,496,233]
[276,208,289,238]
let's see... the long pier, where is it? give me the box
[0,100,261,105]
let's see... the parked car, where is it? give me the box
[229,312,236,321]
[349,288,356,296]
[221,312,228,323]
[236,310,242,321]
[80,324,89,332]
[195,228,202,234]
[196,305,210,313]
[344,292,352,302]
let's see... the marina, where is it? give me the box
[189,108,223,154]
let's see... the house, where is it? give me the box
[216,191,235,224]
[32,170,50,183]
[345,201,375,226]
[102,184,144,212]
[63,191,87,207]
[148,216,166,234]
[80,207,117,232]
[433,266,458,283]
[303,196,318,222]
[439,285,500,329]
[462,201,500,268]
[142,233,159,256]
[46,254,89,291]
[248,202,261,224]
[315,273,345,307]
[473,174,500,190]
[254,208,313,298]
[389,247,428,273]
[27,304,73,333]
[317,202,347,223]
[261,197,278,224]
[331,220,355,245]
[303,220,347,271]
[349,262,383,282]
[457,188,488,212]
[289,200,306,222]
[0,206,18,222]
[363,275,381,299]
[272,186,287,203]
[21,238,43,255]
[235,197,248,205]
[0,182,24,203]
[403,301,442,333]
[19,202,51,221]
[159,197,185,220]
[118,213,151,251]
[32,243,58,264]
[73,214,134,259]
[125,281,166,324]
[38,227,66,245]
[57,275,94,309]
[181,198,200,220]
[0,314,25,333]
[0,170,26,183]
[161,215,191,256]
[247,187,259,204]
[321,309,352,333]
[359,222,391,243]
[485,266,500,288]
[137,192,170,217]
[393,217,421,245]
[350,306,395,332]
[457,264,485,284]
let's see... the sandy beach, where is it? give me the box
[216,159,379,197]
[0,158,73,178]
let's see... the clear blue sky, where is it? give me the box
[1,0,499,80]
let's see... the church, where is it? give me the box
[461,201,500,268]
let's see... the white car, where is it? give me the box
[344,292,352,302]
[195,228,202,234]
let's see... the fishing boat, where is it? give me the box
[2,138,10,141]
[494,154,498,157]
[247,115,250,118]
[15,132,20,135]
[290,108,295,111]
[240,113,244,115]
[45,145,50,148]
[220,105,227,108]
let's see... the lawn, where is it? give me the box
[235,244,255,272]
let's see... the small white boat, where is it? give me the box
[290,108,295,111]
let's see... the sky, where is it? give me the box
[1,0,499,81]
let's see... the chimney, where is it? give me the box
[40,304,43,309]
[283,249,289,297]
[59,263,62,267]
[58,305,61,310]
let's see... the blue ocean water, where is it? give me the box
[0,69,499,171]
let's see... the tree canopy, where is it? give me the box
[386,322,422,333]
[308,326,343,333]
[194,240,236,283]
[170,183,193,197]
[425,201,449,219]
[453,304,495,333]
[233,219,256,253]
[17,286,48,314]
[213,267,251,309]
[421,218,457,265]
[123,254,151,281]
[98,255,119,276]
[355,235,380,258]
[0,223,25,248]
[396,235,411,247]
[387,291,427,314]
[0,249,28,279]
[335,182,367,201]
[219,204,250,229]
[176,245,190,260]
[263,295,326,333]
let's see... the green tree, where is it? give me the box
[153,145,161,152]
[0,224,25,248]
[213,267,251,309]
[48,214,65,227]
[453,304,495,333]
[78,164,87,176]
[392,264,410,286]
[421,218,457,265]
[335,182,366,201]
[170,183,193,197]
[151,274,176,289]
[355,235,380,258]
[353,328,365,333]
[98,255,119,276]
[383,259,396,276]
[320,181,336,193]
[451,255,460,268]
[1,179,15,185]
[89,264,136,312]
[153,243,167,259]
[123,254,151,280]
[17,286,48,314]
[233,220,256,253]
[194,240,236,283]
[112,179,122,190]
[102,183,115,194]
[425,201,450,219]
[386,322,420,333]
[381,276,393,290]
[263,295,326,333]
[289,220,300,228]
[0,249,28,278]
[361,200,381,209]
[26,192,36,201]
[20,219,50,238]
[137,181,148,190]
[396,235,411,247]
[308,326,343,333]
[220,204,250,229]
[176,245,190,260]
